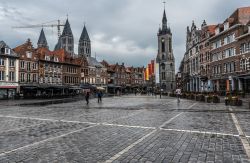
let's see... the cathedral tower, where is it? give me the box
[78,25,91,57]
[55,19,74,56]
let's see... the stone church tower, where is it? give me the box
[54,19,74,56]
[156,9,175,91]
[78,25,91,57]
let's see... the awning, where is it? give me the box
[21,86,38,89]
[69,86,82,90]
[80,83,96,89]
[0,86,17,89]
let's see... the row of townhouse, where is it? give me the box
[101,61,145,94]
[179,7,250,94]
[0,18,146,99]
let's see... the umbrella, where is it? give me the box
[96,87,105,90]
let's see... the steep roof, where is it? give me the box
[62,19,73,36]
[54,36,62,50]
[227,7,250,25]
[86,57,103,68]
[37,28,48,47]
[79,25,90,42]
[0,41,18,57]
[162,9,167,24]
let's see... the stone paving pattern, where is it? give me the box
[0,96,249,163]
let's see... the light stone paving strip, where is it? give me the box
[104,130,157,163]
[229,107,250,159]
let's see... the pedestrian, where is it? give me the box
[97,90,102,103]
[85,91,90,105]
[176,88,181,103]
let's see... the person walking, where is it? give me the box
[85,91,90,105]
[97,91,103,103]
[176,88,181,103]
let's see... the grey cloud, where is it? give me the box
[0,0,249,70]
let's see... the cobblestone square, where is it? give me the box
[0,96,249,163]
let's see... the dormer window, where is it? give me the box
[5,48,10,54]
[26,51,32,58]
[224,22,229,30]
[54,57,59,62]
[215,27,220,35]
[45,55,50,61]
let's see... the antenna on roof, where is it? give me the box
[163,0,166,9]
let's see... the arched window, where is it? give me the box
[161,63,165,70]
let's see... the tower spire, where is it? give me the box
[37,28,48,49]
[162,1,167,30]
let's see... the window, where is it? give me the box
[9,72,15,81]
[27,73,31,82]
[225,48,235,58]
[0,58,4,66]
[45,55,50,61]
[161,72,166,80]
[169,38,172,53]
[9,59,15,67]
[20,61,25,69]
[5,48,10,54]
[0,71,5,80]
[161,63,165,70]
[161,39,165,52]
[27,62,31,71]
[26,51,32,58]
[20,73,25,82]
[32,63,37,70]
[33,74,37,82]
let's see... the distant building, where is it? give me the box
[0,41,19,99]
[156,8,175,92]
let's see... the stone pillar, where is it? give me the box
[231,78,235,91]
[6,58,9,81]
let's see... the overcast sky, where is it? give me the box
[0,0,249,71]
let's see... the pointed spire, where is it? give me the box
[79,25,90,42]
[62,19,73,36]
[37,28,48,48]
[162,9,167,26]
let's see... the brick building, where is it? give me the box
[210,7,250,93]
[180,7,250,94]
[13,39,39,97]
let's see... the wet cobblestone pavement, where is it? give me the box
[0,95,249,162]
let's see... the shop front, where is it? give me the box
[0,83,19,99]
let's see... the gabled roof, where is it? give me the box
[62,19,73,36]
[37,28,48,48]
[79,25,90,42]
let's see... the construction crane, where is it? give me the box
[12,20,65,39]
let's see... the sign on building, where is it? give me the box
[155,61,160,84]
